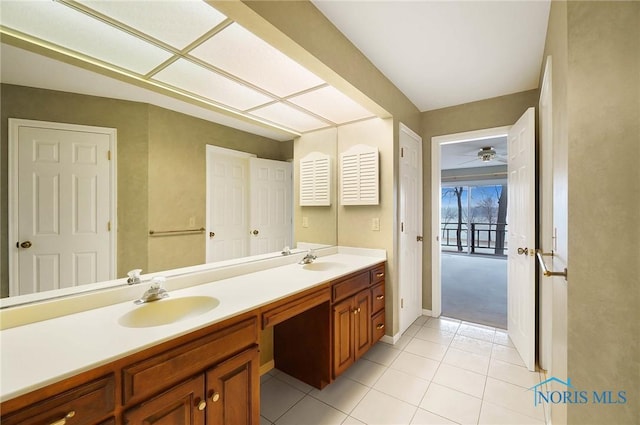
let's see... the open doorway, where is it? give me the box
[433,131,509,329]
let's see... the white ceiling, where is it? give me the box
[312,0,551,111]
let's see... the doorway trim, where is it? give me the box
[431,126,510,318]
[8,119,117,295]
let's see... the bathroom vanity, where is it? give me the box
[0,249,386,425]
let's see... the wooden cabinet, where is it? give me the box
[123,375,206,425]
[1,375,115,425]
[124,347,259,425]
[1,315,259,425]
[205,347,259,425]
[332,263,385,379]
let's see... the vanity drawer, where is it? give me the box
[370,264,385,285]
[372,310,386,342]
[332,271,370,302]
[371,282,385,314]
[1,374,115,425]
[262,287,330,328]
[122,316,257,404]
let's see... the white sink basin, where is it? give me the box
[118,296,220,328]
[302,262,341,271]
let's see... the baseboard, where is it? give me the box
[422,309,433,317]
[259,360,275,376]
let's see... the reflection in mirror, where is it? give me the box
[1,61,337,305]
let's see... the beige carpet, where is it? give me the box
[441,252,507,329]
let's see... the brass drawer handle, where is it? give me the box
[211,391,220,402]
[49,411,75,425]
[376,295,384,300]
[376,323,385,330]
[375,272,384,278]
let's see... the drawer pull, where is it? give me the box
[376,272,384,278]
[376,295,384,300]
[211,391,220,402]
[49,411,75,425]
[376,323,385,330]
[197,400,207,411]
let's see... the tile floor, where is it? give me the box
[260,316,548,425]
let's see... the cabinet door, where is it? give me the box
[353,290,372,360]
[333,297,354,377]
[123,375,205,425]
[206,346,260,425]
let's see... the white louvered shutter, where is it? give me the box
[340,145,379,205]
[299,152,331,206]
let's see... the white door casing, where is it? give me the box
[205,146,254,263]
[9,119,116,296]
[398,124,423,334]
[507,107,537,371]
[431,126,511,319]
[539,57,554,371]
[249,158,292,255]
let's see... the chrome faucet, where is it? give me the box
[134,277,169,304]
[281,246,292,256]
[127,269,145,285]
[298,249,317,265]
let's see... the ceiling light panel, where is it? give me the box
[0,1,173,75]
[77,0,227,50]
[153,58,275,111]
[288,86,374,124]
[190,23,325,98]
[250,103,329,133]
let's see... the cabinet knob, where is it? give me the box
[211,391,220,402]
[375,272,384,278]
[197,400,207,411]
[49,411,75,425]
[376,295,384,300]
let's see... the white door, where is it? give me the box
[10,119,115,296]
[399,124,423,334]
[507,107,536,371]
[249,158,292,255]
[206,147,252,262]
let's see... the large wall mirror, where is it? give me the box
[0,1,371,305]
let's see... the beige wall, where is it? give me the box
[0,84,149,296]
[146,105,291,273]
[0,85,292,296]
[564,2,639,424]
[293,127,338,246]
[420,90,539,309]
[336,118,397,333]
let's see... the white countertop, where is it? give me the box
[0,249,385,402]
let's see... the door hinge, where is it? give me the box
[417,235,424,242]
[107,150,111,160]
[400,147,404,158]
[107,221,111,231]
[401,298,404,308]
[401,222,404,232]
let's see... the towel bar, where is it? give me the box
[536,250,567,280]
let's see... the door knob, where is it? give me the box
[209,232,215,238]
[251,229,259,236]
[517,247,528,256]
[19,241,32,249]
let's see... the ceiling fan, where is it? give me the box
[457,146,508,166]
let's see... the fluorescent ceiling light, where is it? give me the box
[153,58,274,111]
[250,103,329,133]
[190,23,325,97]
[288,86,374,124]
[77,0,228,50]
